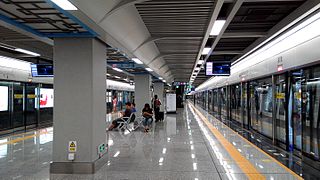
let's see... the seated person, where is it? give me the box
[108,102,132,131]
[142,103,153,132]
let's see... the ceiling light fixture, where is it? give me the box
[210,20,226,36]
[15,48,40,57]
[201,48,211,55]
[132,58,143,64]
[114,76,121,79]
[113,67,123,72]
[145,68,153,72]
[158,77,163,80]
[162,80,166,83]
[197,60,204,65]
[51,0,78,10]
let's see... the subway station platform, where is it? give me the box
[0,102,306,179]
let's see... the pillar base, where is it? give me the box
[50,154,108,174]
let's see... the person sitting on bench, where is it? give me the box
[142,103,153,132]
[108,102,132,131]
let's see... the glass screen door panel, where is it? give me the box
[12,82,24,128]
[25,83,37,126]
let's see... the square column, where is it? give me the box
[134,74,152,113]
[50,38,107,174]
[153,82,164,111]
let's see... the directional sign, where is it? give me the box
[68,141,77,152]
[98,143,106,155]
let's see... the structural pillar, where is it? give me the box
[154,82,164,110]
[134,74,152,112]
[50,38,107,174]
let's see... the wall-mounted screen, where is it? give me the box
[31,64,54,77]
[0,86,8,111]
[206,62,231,76]
[36,88,54,108]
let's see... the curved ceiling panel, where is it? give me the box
[71,0,173,82]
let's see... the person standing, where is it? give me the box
[153,95,161,122]
[112,95,118,113]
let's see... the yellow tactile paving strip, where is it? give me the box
[190,103,265,179]
[0,130,51,146]
[190,102,303,180]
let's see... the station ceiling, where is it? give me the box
[0,0,315,87]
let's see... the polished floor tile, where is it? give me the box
[0,105,308,179]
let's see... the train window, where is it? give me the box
[249,77,273,138]
[275,74,286,144]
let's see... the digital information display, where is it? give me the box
[35,88,54,108]
[206,62,231,76]
[0,86,8,111]
[31,64,54,77]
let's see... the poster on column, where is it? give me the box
[0,86,8,111]
[39,88,54,108]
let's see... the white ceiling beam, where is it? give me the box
[204,0,244,62]
[190,0,225,82]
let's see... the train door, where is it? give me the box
[25,83,37,128]
[249,78,273,139]
[12,82,24,131]
[274,74,287,148]
[289,70,303,154]
[242,82,249,129]
[0,82,12,132]
[220,87,227,123]
[301,67,320,161]
[231,84,241,124]
[213,89,218,118]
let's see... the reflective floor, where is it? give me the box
[0,104,310,179]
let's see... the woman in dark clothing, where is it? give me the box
[142,103,153,132]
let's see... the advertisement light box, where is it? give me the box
[35,88,54,108]
[0,86,8,111]
[206,62,231,76]
[31,64,54,77]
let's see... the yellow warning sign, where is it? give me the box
[68,141,77,152]
[27,94,36,99]
[276,93,285,99]
[14,94,23,99]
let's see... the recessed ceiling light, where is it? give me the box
[158,77,163,80]
[51,0,78,10]
[210,20,226,36]
[113,67,123,72]
[132,58,143,64]
[15,48,40,56]
[114,76,121,79]
[162,80,166,82]
[145,68,153,72]
[201,48,211,55]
